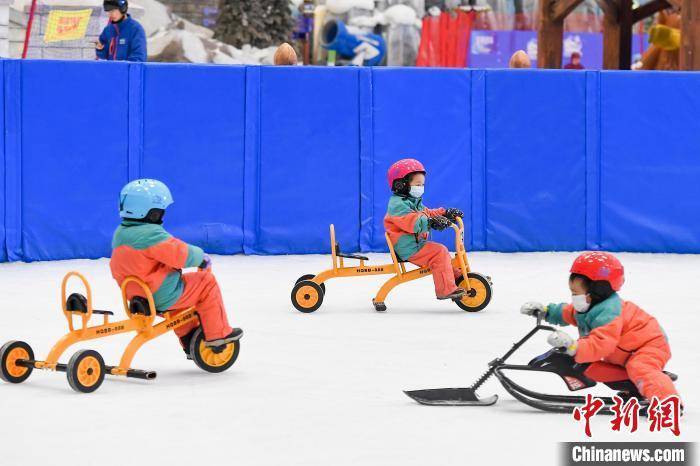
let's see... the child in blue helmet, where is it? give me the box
[110,179,242,355]
[96,0,147,62]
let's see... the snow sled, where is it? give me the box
[0,271,240,393]
[404,317,678,414]
[291,216,493,313]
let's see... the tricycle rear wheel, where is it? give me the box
[295,274,326,293]
[0,341,34,384]
[291,280,325,313]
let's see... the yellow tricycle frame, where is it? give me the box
[28,272,198,379]
[1,272,239,393]
[291,217,493,313]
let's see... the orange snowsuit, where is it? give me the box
[546,294,678,401]
[110,221,232,341]
[384,194,461,297]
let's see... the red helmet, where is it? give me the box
[387,158,425,191]
[570,252,625,291]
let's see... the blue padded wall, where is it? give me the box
[251,67,361,254]
[141,64,246,254]
[484,70,587,251]
[17,61,129,261]
[1,60,699,261]
[368,68,472,252]
[599,72,700,253]
[0,60,5,262]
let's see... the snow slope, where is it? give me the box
[0,252,697,465]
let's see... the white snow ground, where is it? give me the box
[0,252,697,465]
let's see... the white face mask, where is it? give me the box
[572,294,590,312]
[409,185,424,198]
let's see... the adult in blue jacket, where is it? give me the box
[96,0,146,62]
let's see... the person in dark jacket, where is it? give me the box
[96,0,147,62]
[564,51,585,70]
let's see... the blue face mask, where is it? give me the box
[409,185,424,198]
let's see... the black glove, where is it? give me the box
[444,208,464,221]
[428,215,452,231]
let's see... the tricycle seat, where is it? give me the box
[129,296,176,317]
[337,252,369,261]
[65,293,114,316]
[129,296,156,316]
[335,244,369,262]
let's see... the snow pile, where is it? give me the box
[139,0,421,65]
[383,4,420,26]
[326,0,375,15]
[338,1,422,65]
[142,0,276,64]
[133,0,171,36]
[348,4,422,29]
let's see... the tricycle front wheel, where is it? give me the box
[67,349,106,393]
[454,273,492,312]
[190,327,240,373]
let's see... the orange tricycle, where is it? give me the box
[0,271,240,393]
[291,216,493,313]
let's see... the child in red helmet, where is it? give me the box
[520,252,680,403]
[384,158,466,300]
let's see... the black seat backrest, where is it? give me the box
[66,293,88,312]
[129,296,152,316]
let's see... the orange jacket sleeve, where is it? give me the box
[143,237,203,270]
[423,207,446,218]
[387,211,429,234]
[575,317,624,363]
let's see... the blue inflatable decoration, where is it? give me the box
[321,20,386,66]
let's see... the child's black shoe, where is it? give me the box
[179,329,197,360]
[437,289,466,300]
[205,328,244,347]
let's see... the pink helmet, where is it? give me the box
[387,158,426,191]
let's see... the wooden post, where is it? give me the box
[618,0,633,69]
[600,0,621,69]
[538,0,564,68]
[681,0,700,69]
[537,0,584,67]
[539,0,670,70]
[599,0,637,69]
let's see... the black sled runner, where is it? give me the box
[404,317,678,414]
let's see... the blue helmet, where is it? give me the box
[119,179,173,219]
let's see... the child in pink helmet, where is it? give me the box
[384,158,466,300]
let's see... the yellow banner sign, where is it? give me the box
[44,9,92,43]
